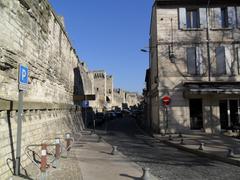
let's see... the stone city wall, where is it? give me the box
[0,0,86,178]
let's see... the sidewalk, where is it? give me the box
[11,141,83,180]
[75,132,158,180]
[11,131,158,180]
[153,132,240,167]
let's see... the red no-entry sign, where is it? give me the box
[162,95,171,106]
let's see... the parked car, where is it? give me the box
[95,112,105,125]
[104,112,117,120]
[115,111,123,118]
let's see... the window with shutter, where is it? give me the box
[237,48,240,74]
[228,7,236,28]
[196,47,203,74]
[187,47,197,75]
[225,46,233,75]
[199,8,207,28]
[216,46,226,75]
[179,8,187,29]
[236,7,240,27]
[211,8,222,28]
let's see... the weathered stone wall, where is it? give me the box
[0,0,86,178]
[113,88,125,108]
[89,70,106,111]
[106,75,113,104]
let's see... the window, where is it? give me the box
[215,46,233,75]
[221,7,229,28]
[211,7,236,28]
[179,8,206,29]
[216,46,226,74]
[237,7,240,27]
[187,47,203,75]
[186,9,200,28]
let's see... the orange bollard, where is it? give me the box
[55,138,61,159]
[40,144,48,172]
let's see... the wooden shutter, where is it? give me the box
[211,8,221,28]
[179,8,187,29]
[187,47,196,74]
[237,47,240,74]
[236,7,240,27]
[199,8,207,28]
[225,46,233,75]
[216,46,226,74]
[196,47,203,74]
[228,7,236,28]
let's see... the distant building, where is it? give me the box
[145,0,240,134]
[89,70,107,112]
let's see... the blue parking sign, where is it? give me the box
[82,100,89,108]
[19,64,28,85]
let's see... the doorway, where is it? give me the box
[189,99,203,130]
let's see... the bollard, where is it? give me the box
[168,134,173,141]
[40,144,47,172]
[227,148,235,158]
[53,138,61,168]
[111,146,118,155]
[141,167,150,180]
[65,133,71,151]
[40,144,48,180]
[180,138,184,145]
[198,143,204,150]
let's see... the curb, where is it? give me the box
[160,139,240,167]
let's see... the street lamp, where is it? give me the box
[140,49,149,53]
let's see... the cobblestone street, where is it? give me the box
[98,117,240,180]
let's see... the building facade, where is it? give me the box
[146,0,240,134]
[89,70,107,111]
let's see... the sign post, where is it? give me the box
[161,96,171,133]
[82,100,89,128]
[15,64,28,175]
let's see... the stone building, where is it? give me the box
[145,0,240,134]
[106,75,113,105]
[113,88,126,108]
[89,70,108,111]
[0,0,91,178]
[89,70,141,112]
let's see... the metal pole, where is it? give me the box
[166,106,168,131]
[206,0,211,82]
[15,90,24,175]
[227,100,231,128]
[93,118,96,134]
[84,96,87,128]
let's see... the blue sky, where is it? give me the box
[49,0,153,93]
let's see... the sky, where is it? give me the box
[48,0,153,93]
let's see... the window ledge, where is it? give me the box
[180,28,204,31]
[210,28,233,31]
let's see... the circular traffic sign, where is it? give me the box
[162,95,171,106]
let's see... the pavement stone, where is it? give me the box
[153,132,240,167]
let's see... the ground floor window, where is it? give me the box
[189,99,203,130]
[219,99,240,130]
